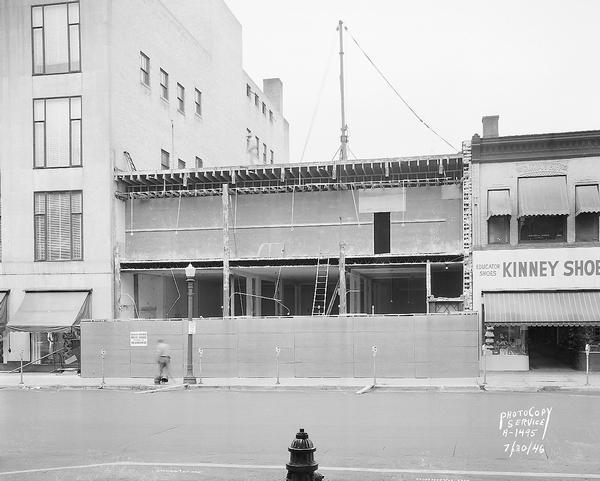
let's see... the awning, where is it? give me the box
[487,189,511,218]
[0,292,7,330]
[483,291,600,327]
[7,291,90,332]
[575,185,600,215]
[518,176,569,217]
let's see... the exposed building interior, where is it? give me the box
[121,260,464,319]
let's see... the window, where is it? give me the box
[34,96,82,168]
[254,93,259,107]
[576,214,599,242]
[255,136,259,158]
[270,150,274,164]
[262,102,266,115]
[195,157,203,168]
[177,83,185,113]
[178,159,185,169]
[518,216,566,242]
[488,216,510,244]
[575,185,600,242]
[194,88,202,116]
[161,149,170,169]
[246,84,251,97]
[34,191,82,261]
[269,110,273,122]
[262,143,267,163]
[374,212,391,254]
[32,2,80,74]
[140,52,150,86]
[160,69,168,100]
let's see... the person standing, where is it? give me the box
[155,339,171,384]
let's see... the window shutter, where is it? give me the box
[47,193,61,260]
[59,193,71,260]
[71,192,83,260]
[34,193,47,261]
[45,98,70,167]
[71,213,82,259]
[43,4,69,74]
[34,215,46,260]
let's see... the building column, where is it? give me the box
[222,183,230,317]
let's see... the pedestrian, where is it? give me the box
[155,339,171,384]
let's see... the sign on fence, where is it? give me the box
[129,331,148,347]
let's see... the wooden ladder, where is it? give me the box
[311,258,330,315]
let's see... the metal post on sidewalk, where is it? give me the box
[19,350,24,386]
[585,343,590,386]
[100,348,106,389]
[198,348,203,385]
[275,346,281,385]
[372,346,377,386]
[482,344,487,385]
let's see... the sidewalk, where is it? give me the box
[1,370,599,392]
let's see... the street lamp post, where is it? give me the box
[183,263,197,384]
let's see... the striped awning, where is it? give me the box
[0,292,7,329]
[483,291,600,326]
[487,189,511,218]
[8,291,90,332]
[518,176,569,217]
[575,185,600,215]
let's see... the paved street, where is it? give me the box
[1,389,600,480]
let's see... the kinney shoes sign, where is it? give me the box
[473,247,600,291]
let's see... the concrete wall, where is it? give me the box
[473,155,600,247]
[80,313,479,378]
[123,185,463,261]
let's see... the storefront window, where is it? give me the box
[485,326,528,355]
[518,215,566,242]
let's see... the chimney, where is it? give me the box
[263,78,283,115]
[482,115,499,138]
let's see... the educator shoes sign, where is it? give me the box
[473,247,600,305]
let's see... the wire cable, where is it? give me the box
[345,26,459,152]
[299,31,338,163]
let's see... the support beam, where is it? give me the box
[426,260,431,314]
[338,242,347,315]
[222,183,230,317]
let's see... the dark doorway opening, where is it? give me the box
[528,327,573,370]
[374,212,390,254]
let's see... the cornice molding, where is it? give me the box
[471,130,600,163]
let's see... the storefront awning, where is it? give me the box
[575,185,600,215]
[7,291,90,332]
[0,292,7,330]
[487,190,511,218]
[518,176,569,217]
[484,291,600,327]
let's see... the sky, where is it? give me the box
[224,0,600,163]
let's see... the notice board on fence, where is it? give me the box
[129,331,148,347]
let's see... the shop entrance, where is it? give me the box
[528,327,572,370]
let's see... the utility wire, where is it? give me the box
[299,31,338,163]
[345,26,459,152]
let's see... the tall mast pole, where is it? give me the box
[338,20,348,162]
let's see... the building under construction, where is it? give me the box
[115,153,472,320]
[75,151,480,379]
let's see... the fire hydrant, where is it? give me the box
[286,428,323,481]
